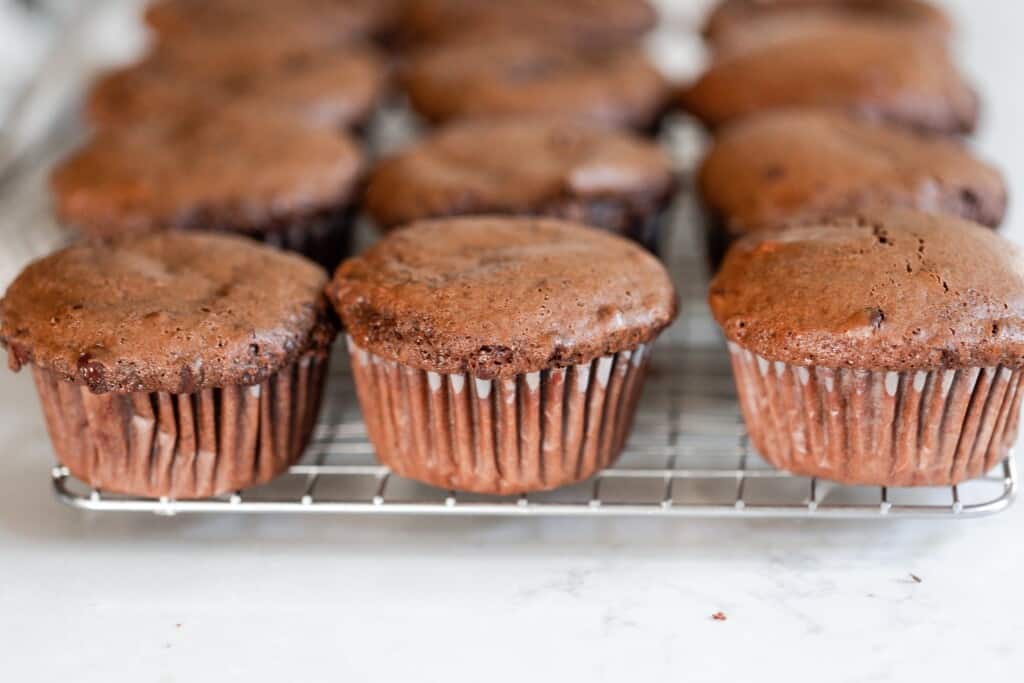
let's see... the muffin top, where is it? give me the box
[401,37,668,130]
[680,24,977,135]
[87,44,386,130]
[709,208,1024,371]
[399,0,657,49]
[145,0,386,45]
[329,217,678,378]
[51,107,364,238]
[365,118,675,229]
[699,110,1006,235]
[703,0,951,54]
[0,232,335,394]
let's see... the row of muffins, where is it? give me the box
[55,0,1009,268]
[52,114,678,265]
[690,1,1023,486]
[1,0,683,498]
[54,0,1001,265]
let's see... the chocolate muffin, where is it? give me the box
[398,0,657,49]
[145,0,388,46]
[0,232,337,498]
[400,37,669,132]
[698,110,1007,264]
[328,217,678,494]
[703,0,951,55]
[709,208,1024,486]
[364,118,675,250]
[50,107,364,269]
[87,44,386,131]
[680,24,978,135]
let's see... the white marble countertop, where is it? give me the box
[1,1,1023,681]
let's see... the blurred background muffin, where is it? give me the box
[400,37,670,132]
[397,0,657,49]
[697,108,1006,264]
[365,117,675,250]
[50,106,365,269]
[87,42,387,131]
[703,0,952,55]
[680,23,978,134]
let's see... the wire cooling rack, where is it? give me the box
[2,5,1017,519]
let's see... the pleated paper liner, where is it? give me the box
[251,206,357,272]
[541,198,672,256]
[31,351,329,499]
[728,342,1024,486]
[347,336,655,494]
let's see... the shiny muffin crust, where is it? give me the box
[709,208,1024,372]
[0,232,336,394]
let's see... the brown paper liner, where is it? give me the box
[347,337,654,494]
[702,214,732,274]
[31,351,329,499]
[543,198,671,256]
[254,206,356,272]
[624,205,668,255]
[728,343,1024,486]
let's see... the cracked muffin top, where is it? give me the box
[328,217,677,378]
[0,232,335,394]
[709,208,1024,370]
